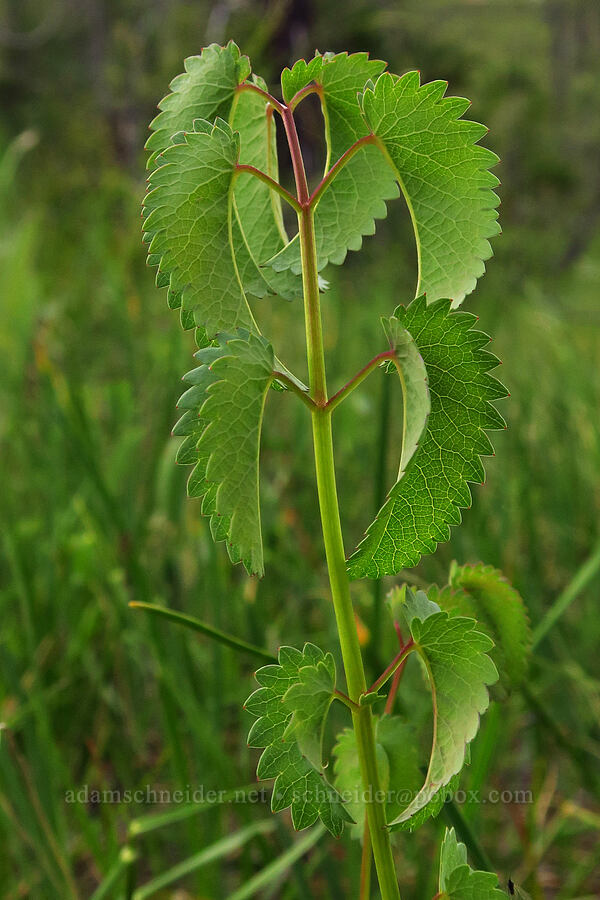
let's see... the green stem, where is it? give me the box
[286,103,400,897]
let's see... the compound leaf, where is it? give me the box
[431,563,531,691]
[361,71,501,305]
[385,588,498,828]
[347,296,507,580]
[268,52,399,275]
[245,644,351,837]
[174,331,275,575]
[438,828,505,899]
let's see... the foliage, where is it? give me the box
[245,644,350,836]
[2,3,600,898]
[437,828,506,898]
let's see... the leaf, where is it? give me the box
[333,713,460,839]
[334,715,418,839]
[174,330,275,575]
[347,296,507,580]
[360,71,501,305]
[143,119,257,338]
[437,828,505,899]
[267,52,399,275]
[383,316,430,478]
[385,590,498,827]
[387,584,441,634]
[145,43,303,322]
[282,649,336,769]
[431,563,531,691]
[145,41,250,169]
[245,644,351,837]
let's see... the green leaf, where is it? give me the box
[347,296,507,580]
[437,828,505,899]
[145,41,250,169]
[245,644,351,837]
[143,119,257,339]
[280,55,324,103]
[383,316,430,479]
[431,563,531,691]
[174,330,275,575]
[385,594,498,828]
[387,584,441,634]
[144,44,304,327]
[360,71,500,305]
[334,715,418,839]
[282,649,336,769]
[334,713,460,839]
[268,52,399,275]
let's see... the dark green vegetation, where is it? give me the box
[1,1,599,898]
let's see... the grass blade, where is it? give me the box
[128,784,266,837]
[90,846,138,900]
[129,602,276,662]
[226,824,325,900]
[132,820,275,899]
[532,538,600,648]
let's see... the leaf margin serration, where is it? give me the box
[347,295,508,580]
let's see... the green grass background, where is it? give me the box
[1,0,599,897]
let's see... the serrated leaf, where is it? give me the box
[282,651,336,769]
[145,44,303,323]
[361,71,500,305]
[347,296,507,580]
[431,563,531,691]
[268,52,399,276]
[387,584,442,634]
[145,41,250,169]
[175,331,275,575]
[245,644,351,837]
[386,605,497,827]
[438,828,505,899]
[143,119,256,338]
[383,316,430,478]
[281,55,324,104]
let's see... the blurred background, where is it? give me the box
[1,0,599,897]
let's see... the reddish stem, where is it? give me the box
[360,811,373,899]
[326,350,396,412]
[369,639,415,695]
[281,106,310,206]
[236,81,285,115]
[309,133,376,208]
[289,81,322,111]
